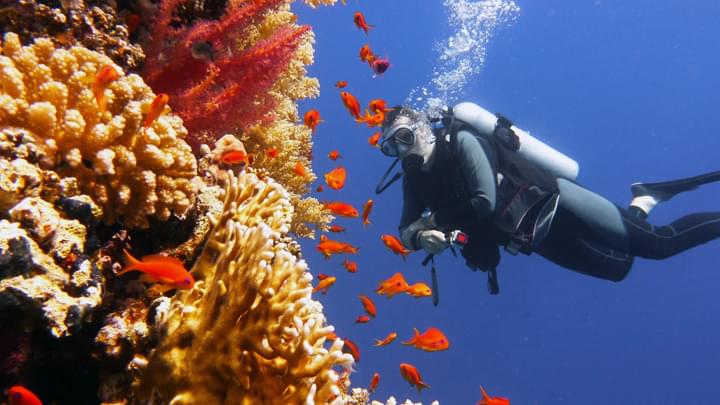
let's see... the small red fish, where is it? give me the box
[119,249,194,290]
[324,201,359,217]
[359,44,376,63]
[353,11,373,35]
[8,385,42,405]
[477,386,511,405]
[316,184,324,192]
[313,275,337,294]
[355,109,385,128]
[335,80,348,88]
[330,224,345,233]
[304,109,323,133]
[266,147,278,158]
[369,131,381,147]
[144,93,169,128]
[125,12,141,34]
[340,91,361,119]
[293,161,307,177]
[368,98,394,114]
[343,337,360,362]
[402,327,450,352]
[326,331,339,340]
[361,199,373,228]
[369,372,380,392]
[317,273,332,281]
[93,64,121,112]
[342,257,357,273]
[355,315,370,324]
[405,282,432,298]
[376,272,409,298]
[359,294,376,317]
[381,234,411,260]
[399,363,430,393]
[374,331,397,347]
[371,56,391,77]
[324,166,347,190]
[316,235,359,259]
[221,150,251,166]
[328,150,342,161]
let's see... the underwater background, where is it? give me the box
[297,0,720,404]
[1,0,720,403]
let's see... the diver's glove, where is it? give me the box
[417,230,449,255]
[401,212,437,249]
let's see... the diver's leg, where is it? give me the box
[621,211,720,259]
[629,170,720,218]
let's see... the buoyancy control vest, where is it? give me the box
[437,102,581,255]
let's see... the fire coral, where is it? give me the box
[141,0,312,145]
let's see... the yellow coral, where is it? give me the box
[0,32,201,228]
[137,171,352,404]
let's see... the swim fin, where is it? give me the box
[630,170,720,217]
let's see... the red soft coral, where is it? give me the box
[141,0,310,147]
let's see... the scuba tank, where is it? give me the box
[451,102,579,181]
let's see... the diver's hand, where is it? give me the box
[417,230,449,255]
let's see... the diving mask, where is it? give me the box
[380,123,418,157]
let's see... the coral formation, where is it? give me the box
[136,171,353,404]
[0,32,202,228]
[0,0,145,70]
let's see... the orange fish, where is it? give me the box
[355,315,370,324]
[316,235,359,259]
[340,91,361,119]
[221,150,251,166]
[143,93,169,128]
[368,131,381,147]
[368,98,394,114]
[93,64,121,112]
[359,44,376,63]
[324,166,347,190]
[313,275,337,294]
[317,273,332,281]
[335,80,348,88]
[373,331,397,347]
[330,224,346,233]
[324,201,359,217]
[369,372,380,392]
[376,272,409,298]
[381,234,411,260]
[359,294,376,317]
[266,147,278,158]
[355,109,385,128]
[326,331,339,340]
[119,249,194,290]
[328,149,342,161]
[304,109,323,133]
[8,385,42,405]
[402,327,450,352]
[477,386,511,405]
[353,11,373,35]
[371,56,391,77]
[342,258,357,273]
[405,282,432,298]
[316,184,324,192]
[399,363,430,393]
[293,161,306,177]
[343,337,360,362]
[361,199,373,228]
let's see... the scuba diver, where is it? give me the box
[376,102,720,294]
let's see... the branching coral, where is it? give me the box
[0,0,145,70]
[136,171,353,404]
[0,32,202,228]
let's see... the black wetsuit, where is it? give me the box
[399,129,720,282]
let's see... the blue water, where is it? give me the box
[293,1,720,403]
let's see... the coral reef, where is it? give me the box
[0,32,202,228]
[135,171,353,404]
[0,0,145,70]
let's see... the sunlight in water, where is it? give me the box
[408,0,520,117]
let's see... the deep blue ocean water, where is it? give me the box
[293,1,720,403]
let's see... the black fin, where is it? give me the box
[631,170,720,202]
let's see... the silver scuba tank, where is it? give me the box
[452,102,579,181]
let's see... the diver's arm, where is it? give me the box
[399,177,425,249]
[434,130,497,228]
